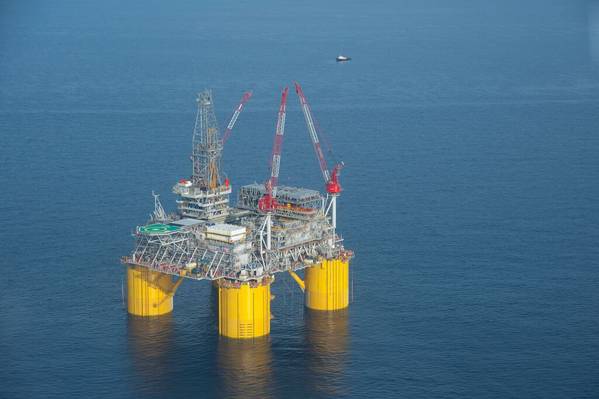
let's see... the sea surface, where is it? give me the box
[1,0,599,398]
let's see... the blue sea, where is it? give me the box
[1,0,599,397]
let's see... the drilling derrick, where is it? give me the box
[173,90,231,221]
[193,90,222,189]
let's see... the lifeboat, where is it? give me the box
[179,179,192,187]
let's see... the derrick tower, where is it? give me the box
[192,90,222,189]
[173,90,231,221]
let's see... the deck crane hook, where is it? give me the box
[294,82,344,195]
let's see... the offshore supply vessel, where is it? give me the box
[122,83,353,339]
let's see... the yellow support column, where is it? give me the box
[217,277,272,339]
[127,265,182,316]
[305,258,349,311]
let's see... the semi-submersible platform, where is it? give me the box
[122,83,353,339]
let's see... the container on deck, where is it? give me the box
[206,223,246,243]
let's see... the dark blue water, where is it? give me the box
[2,0,599,397]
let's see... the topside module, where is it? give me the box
[122,83,353,339]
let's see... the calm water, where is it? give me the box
[2,0,599,397]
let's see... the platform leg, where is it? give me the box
[127,265,180,316]
[217,277,272,339]
[304,258,349,311]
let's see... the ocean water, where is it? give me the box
[1,0,599,397]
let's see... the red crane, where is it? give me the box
[294,82,343,195]
[258,87,289,212]
[221,91,253,145]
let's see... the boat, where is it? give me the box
[336,55,351,62]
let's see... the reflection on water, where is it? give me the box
[125,294,348,398]
[209,282,219,322]
[127,314,175,384]
[217,337,274,399]
[304,309,350,397]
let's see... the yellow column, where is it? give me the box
[217,277,272,339]
[305,258,349,311]
[127,265,181,316]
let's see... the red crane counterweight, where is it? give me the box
[326,162,344,194]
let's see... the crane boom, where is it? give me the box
[270,87,288,198]
[294,82,330,183]
[258,86,289,212]
[294,82,343,194]
[221,91,252,145]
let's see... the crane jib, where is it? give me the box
[271,155,280,178]
[295,82,336,186]
[222,91,252,144]
[264,86,289,203]
[226,112,240,130]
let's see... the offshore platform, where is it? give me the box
[122,83,353,339]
